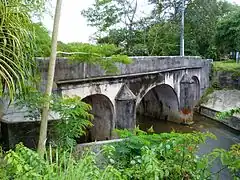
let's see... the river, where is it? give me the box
[137,113,240,180]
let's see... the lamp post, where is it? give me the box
[180,0,185,56]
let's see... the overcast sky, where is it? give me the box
[42,0,240,43]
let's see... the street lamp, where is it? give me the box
[180,0,185,56]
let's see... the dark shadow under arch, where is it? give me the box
[77,94,114,143]
[137,84,179,121]
[192,76,200,105]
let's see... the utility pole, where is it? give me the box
[180,0,185,56]
[38,0,63,156]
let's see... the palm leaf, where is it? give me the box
[0,0,47,100]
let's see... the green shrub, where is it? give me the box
[0,131,239,180]
[16,91,93,148]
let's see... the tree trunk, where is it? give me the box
[37,0,63,156]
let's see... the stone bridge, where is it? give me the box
[39,56,212,142]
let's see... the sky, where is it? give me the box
[43,0,240,43]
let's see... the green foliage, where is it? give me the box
[213,60,240,73]
[57,43,132,73]
[147,22,179,56]
[184,0,235,59]
[82,0,150,55]
[209,144,240,178]
[0,131,239,179]
[4,143,48,179]
[0,0,47,99]
[16,91,93,148]
[216,9,240,56]
[216,107,240,120]
[50,96,93,148]
[82,0,236,58]
[105,128,217,178]
[33,23,51,57]
[81,0,124,32]
[231,72,240,81]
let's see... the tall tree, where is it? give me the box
[147,22,179,56]
[33,23,51,57]
[184,0,235,58]
[82,0,152,54]
[83,0,236,59]
[216,9,240,58]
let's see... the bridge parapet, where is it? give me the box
[37,56,212,84]
[1,56,213,148]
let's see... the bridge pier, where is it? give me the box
[115,85,136,129]
[179,75,200,123]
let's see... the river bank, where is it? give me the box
[199,89,240,131]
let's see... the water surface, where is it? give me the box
[137,113,240,180]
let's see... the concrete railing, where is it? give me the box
[37,56,212,84]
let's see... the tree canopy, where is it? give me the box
[216,9,240,57]
[82,0,239,59]
[33,23,51,57]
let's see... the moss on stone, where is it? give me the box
[199,87,215,104]
[231,71,240,80]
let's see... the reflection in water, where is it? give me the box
[137,115,194,133]
[137,113,240,135]
[137,113,240,180]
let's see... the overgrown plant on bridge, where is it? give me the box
[0,130,239,179]
[57,43,132,73]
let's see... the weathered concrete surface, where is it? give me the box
[82,94,114,142]
[200,90,240,130]
[37,56,207,82]
[52,57,211,141]
[115,85,136,129]
[38,56,211,98]
[59,69,203,132]
[137,84,179,120]
[212,71,240,89]
[1,56,212,148]
[1,119,59,149]
[75,139,124,154]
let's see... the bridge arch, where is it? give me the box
[192,76,200,105]
[136,84,179,122]
[80,94,114,142]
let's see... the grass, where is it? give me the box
[213,60,240,72]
